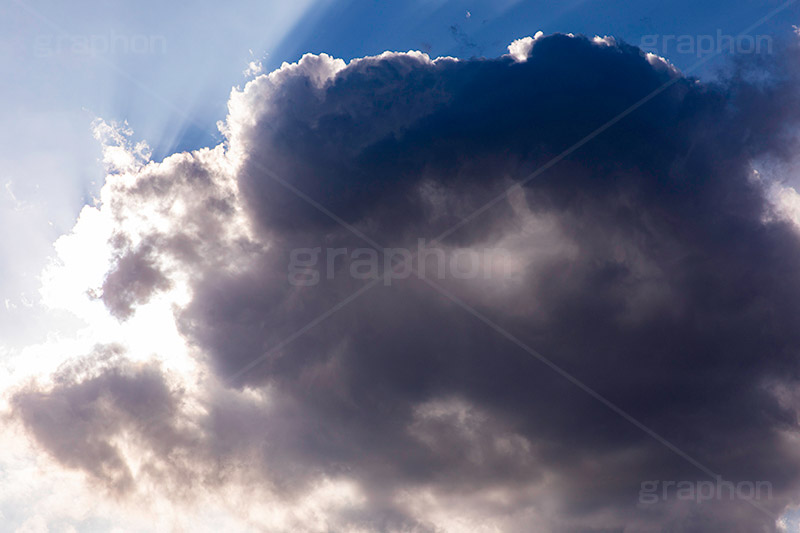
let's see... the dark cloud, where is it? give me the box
[9,345,198,495]
[12,34,800,531]
[100,242,171,319]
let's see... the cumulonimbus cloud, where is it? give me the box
[8,33,800,532]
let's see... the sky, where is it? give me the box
[5,0,800,531]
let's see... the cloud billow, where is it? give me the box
[11,33,800,531]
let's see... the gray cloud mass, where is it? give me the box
[11,34,800,531]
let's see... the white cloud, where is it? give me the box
[507,31,543,62]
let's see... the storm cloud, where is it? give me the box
[10,33,800,531]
